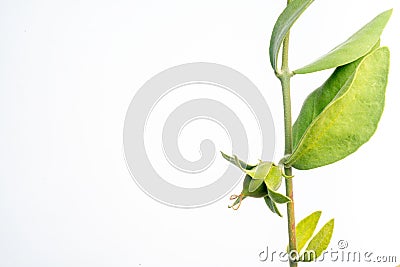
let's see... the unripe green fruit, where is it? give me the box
[241,175,269,198]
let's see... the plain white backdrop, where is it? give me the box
[0,0,399,266]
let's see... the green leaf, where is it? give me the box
[287,47,390,170]
[294,9,392,74]
[269,0,314,71]
[292,41,380,148]
[248,178,264,193]
[300,219,334,262]
[245,161,273,180]
[264,196,283,217]
[295,211,322,253]
[264,165,282,191]
[220,152,255,170]
[267,188,291,204]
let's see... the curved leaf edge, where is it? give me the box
[286,47,390,169]
[294,9,392,74]
[299,219,335,262]
[269,0,315,71]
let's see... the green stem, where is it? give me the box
[279,0,297,266]
[280,75,297,267]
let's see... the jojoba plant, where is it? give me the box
[221,1,392,266]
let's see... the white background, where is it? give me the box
[1,0,399,266]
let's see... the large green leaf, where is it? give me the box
[287,47,390,170]
[294,9,392,74]
[300,219,334,262]
[294,211,322,253]
[269,0,314,71]
[292,41,380,148]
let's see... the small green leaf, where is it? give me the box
[269,0,314,71]
[287,47,390,170]
[248,178,264,193]
[264,196,283,217]
[294,9,392,74]
[264,165,282,191]
[300,219,334,262]
[267,188,291,204]
[246,161,273,180]
[220,152,256,170]
[295,211,322,253]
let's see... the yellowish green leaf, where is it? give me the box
[295,9,392,74]
[287,47,390,169]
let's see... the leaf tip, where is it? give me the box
[377,8,393,29]
[385,8,393,17]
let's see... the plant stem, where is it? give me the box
[280,75,297,267]
[279,1,297,266]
